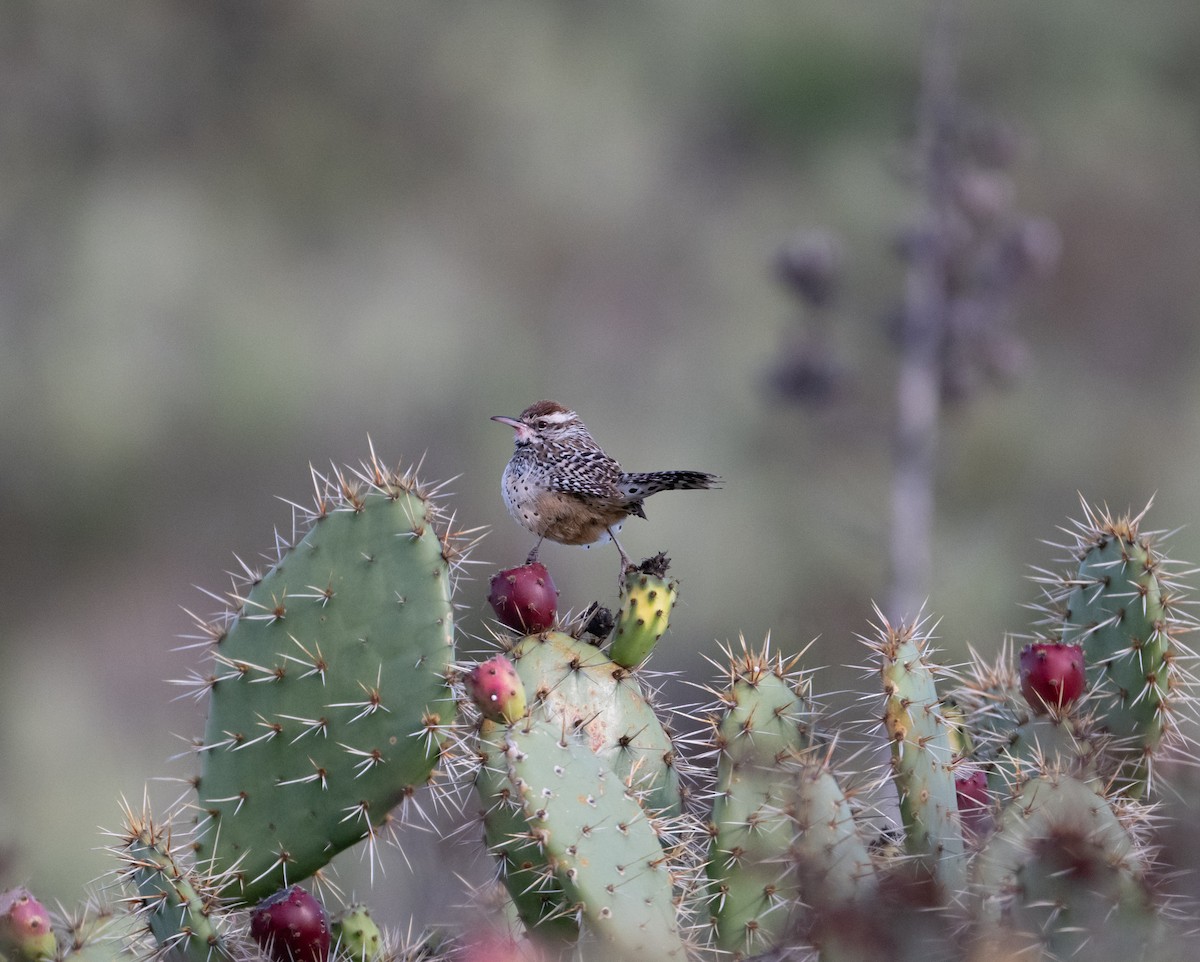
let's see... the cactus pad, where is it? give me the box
[188,456,470,900]
[1035,501,1199,796]
[870,612,967,895]
[508,630,681,816]
[501,715,688,959]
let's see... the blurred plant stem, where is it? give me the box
[888,0,959,622]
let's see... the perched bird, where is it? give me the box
[491,400,720,567]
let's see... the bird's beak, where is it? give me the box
[491,414,532,443]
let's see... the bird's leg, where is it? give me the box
[607,526,634,572]
[525,537,544,565]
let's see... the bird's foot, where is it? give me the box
[523,537,545,566]
[606,527,635,583]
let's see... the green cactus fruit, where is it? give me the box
[330,906,382,962]
[189,456,469,900]
[509,630,681,817]
[871,612,967,895]
[1051,502,1189,796]
[501,714,689,960]
[609,554,677,669]
[1,888,56,962]
[707,638,815,958]
[474,719,579,951]
[973,774,1160,960]
[110,800,235,962]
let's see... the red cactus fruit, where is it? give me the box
[249,886,330,962]
[0,888,56,962]
[954,770,991,837]
[465,655,527,724]
[488,563,558,633]
[1019,641,1085,714]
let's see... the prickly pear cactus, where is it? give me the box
[187,457,470,900]
[870,612,967,895]
[110,799,235,962]
[706,638,815,958]
[1046,502,1194,795]
[507,630,682,817]
[474,718,580,951]
[500,714,689,961]
[22,461,1200,962]
[972,774,1162,960]
[790,756,878,955]
[791,758,877,910]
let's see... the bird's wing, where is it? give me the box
[546,447,624,500]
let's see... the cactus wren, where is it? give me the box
[491,400,720,567]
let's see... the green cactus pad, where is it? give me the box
[110,801,234,962]
[509,631,681,817]
[609,559,677,669]
[706,639,814,957]
[190,458,464,900]
[501,715,688,960]
[58,905,144,962]
[474,720,579,949]
[791,760,877,912]
[1054,504,1186,795]
[872,613,967,895]
[973,775,1159,960]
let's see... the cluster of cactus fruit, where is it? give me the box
[5,455,1200,962]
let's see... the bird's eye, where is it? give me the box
[533,419,547,429]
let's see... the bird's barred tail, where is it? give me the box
[618,470,722,499]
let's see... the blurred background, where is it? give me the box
[4,0,1200,925]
